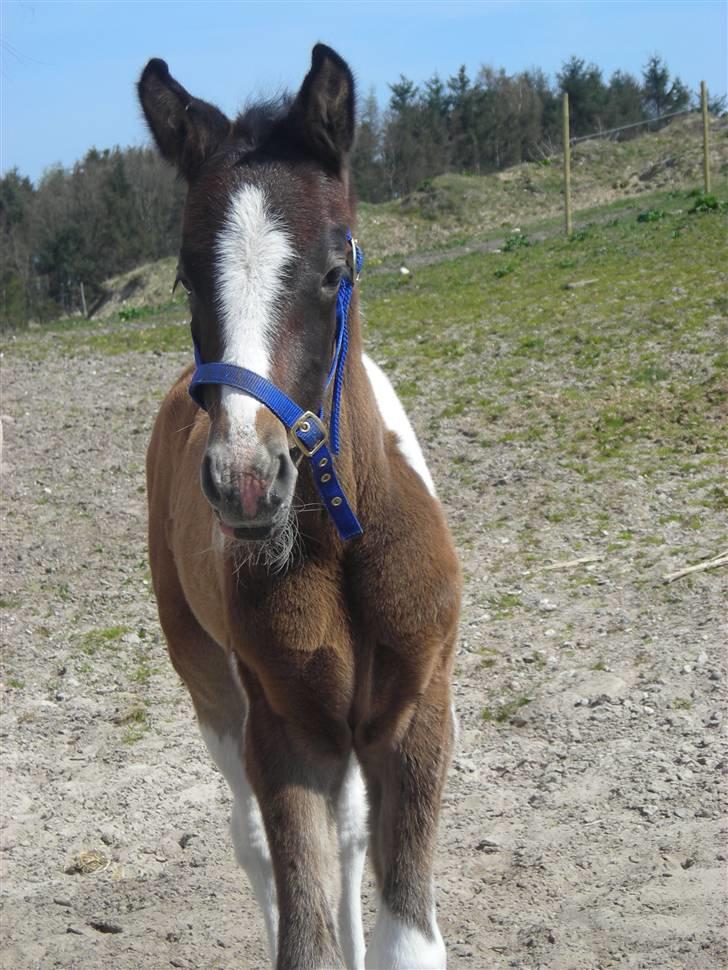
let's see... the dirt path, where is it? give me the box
[370,199,648,276]
[1,345,726,970]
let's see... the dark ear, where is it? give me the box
[290,44,355,171]
[137,58,231,179]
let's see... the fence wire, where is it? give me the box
[569,108,694,146]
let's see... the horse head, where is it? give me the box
[138,45,357,545]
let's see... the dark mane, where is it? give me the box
[231,95,294,153]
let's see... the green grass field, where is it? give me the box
[361,189,727,561]
[365,190,727,472]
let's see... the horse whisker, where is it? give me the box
[226,507,301,577]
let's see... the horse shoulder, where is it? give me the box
[147,365,197,491]
[349,356,461,673]
[147,368,231,640]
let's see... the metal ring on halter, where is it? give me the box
[350,238,359,284]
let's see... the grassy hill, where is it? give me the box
[84,114,728,318]
[360,115,728,259]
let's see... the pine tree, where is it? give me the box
[353,90,386,203]
[642,55,690,123]
[0,170,35,326]
[604,71,645,132]
[557,57,608,135]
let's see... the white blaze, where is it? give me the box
[216,184,294,438]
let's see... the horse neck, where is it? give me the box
[336,299,389,513]
[289,294,386,549]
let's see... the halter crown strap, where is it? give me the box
[188,232,364,541]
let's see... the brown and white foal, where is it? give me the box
[139,45,461,970]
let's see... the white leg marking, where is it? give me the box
[216,183,295,442]
[362,354,437,497]
[337,755,368,969]
[199,721,278,967]
[365,902,446,970]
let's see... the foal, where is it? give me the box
[139,45,461,970]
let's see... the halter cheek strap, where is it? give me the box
[188,233,364,541]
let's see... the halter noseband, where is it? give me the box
[188,232,364,541]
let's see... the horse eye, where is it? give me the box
[173,272,193,296]
[322,266,344,290]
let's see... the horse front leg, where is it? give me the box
[152,559,279,964]
[358,660,454,970]
[197,696,279,966]
[244,683,349,970]
[336,753,368,970]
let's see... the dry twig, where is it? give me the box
[564,278,598,290]
[662,551,728,584]
[541,555,603,572]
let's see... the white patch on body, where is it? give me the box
[336,755,368,969]
[199,718,278,967]
[451,701,459,748]
[362,354,437,497]
[365,902,446,970]
[216,183,294,440]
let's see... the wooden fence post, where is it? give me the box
[701,81,711,195]
[80,281,88,319]
[562,93,572,236]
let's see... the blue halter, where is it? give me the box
[189,232,364,541]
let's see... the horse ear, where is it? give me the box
[137,59,231,179]
[291,44,355,171]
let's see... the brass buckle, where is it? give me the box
[289,411,328,458]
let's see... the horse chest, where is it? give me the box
[225,562,357,723]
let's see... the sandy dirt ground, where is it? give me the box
[1,344,726,970]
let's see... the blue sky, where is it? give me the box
[2,0,726,184]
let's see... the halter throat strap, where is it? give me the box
[188,232,364,542]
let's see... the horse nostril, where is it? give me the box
[201,453,220,504]
[277,449,296,487]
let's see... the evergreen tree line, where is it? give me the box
[0,55,719,328]
[353,54,698,201]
